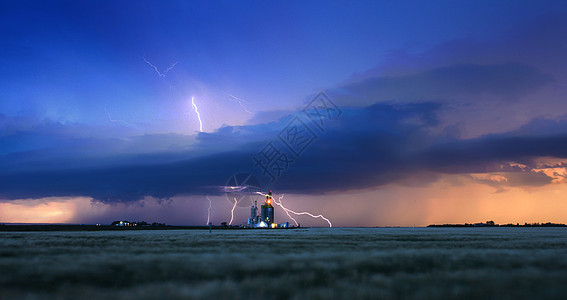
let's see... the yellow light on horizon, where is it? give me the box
[0,198,79,223]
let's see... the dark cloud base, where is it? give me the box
[1,102,566,203]
[3,14,567,203]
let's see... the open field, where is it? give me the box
[1,227,567,299]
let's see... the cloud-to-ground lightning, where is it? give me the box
[104,104,135,128]
[229,197,238,225]
[256,192,332,227]
[206,196,212,225]
[142,57,178,77]
[224,91,253,114]
[272,194,298,226]
[191,97,204,132]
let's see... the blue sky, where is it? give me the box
[4,0,564,128]
[2,1,567,226]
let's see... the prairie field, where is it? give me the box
[1,227,566,299]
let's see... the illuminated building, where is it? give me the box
[248,191,275,228]
[248,200,258,226]
[260,191,275,225]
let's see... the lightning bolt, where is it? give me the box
[229,197,238,225]
[142,57,178,77]
[104,104,134,128]
[191,96,203,132]
[272,194,298,226]
[256,192,332,227]
[224,91,253,114]
[222,186,248,193]
[206,196,212,225]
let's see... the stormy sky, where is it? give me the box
[2,1,567,226]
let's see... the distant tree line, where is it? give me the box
[500,222,567,227]
[428,221,566,227]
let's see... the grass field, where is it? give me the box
[1,227,566,299]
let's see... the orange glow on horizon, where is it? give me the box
[0,197,81,223]
[0,175,566,227]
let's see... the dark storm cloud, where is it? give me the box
[417,134,567,174]
[2,13,567,203]
[335,62,552,105]
[1,102,566,202]
[470,172,553,190]
[274,106,567,194]
[0,151,253,202]
[0,113,284,202]
[346,13,567,85]
[323,13,567,143]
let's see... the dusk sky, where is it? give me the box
[2,0,567,226]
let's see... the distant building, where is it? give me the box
[279,222,290,228]
[111,220,131,226]
[249,191,275,228]
[474,220,497,227]
[260,192,274,225]
[248,200,258,226]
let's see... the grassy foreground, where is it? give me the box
[1,227,566,299]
